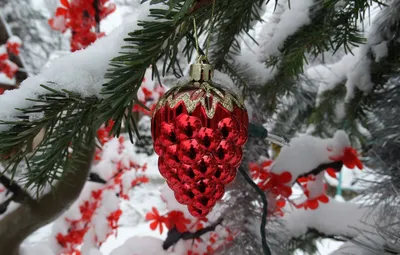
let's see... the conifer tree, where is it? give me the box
[0,0,399,254]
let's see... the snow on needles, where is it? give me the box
[0,1,156,132]
[257,0,315,61]
[305,2,388,104]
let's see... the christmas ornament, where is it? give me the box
[151,57,248,217]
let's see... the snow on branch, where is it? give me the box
[257,0,315,61]
[110,236,186,255]
[282,199,376,239]
[306,1,400,103]
[0,2,154,131]
[270,130,352,179]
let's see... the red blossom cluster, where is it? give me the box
[145,207,192,234]
[95,120,115,161]
[0,36,21,80]
[249,160,293,216]
[48,0,116,51]
[329,146,363,170]
[248,145,363,214]
[145,206,237,255]
[295,176,330,210]
[56,123,149,254]
[326,146,363,178]
[187,229,237,255]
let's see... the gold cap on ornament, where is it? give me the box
[190,56,214,82]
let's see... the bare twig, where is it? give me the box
[93,0,101,33]
[163,217,223,250]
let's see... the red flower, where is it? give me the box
[326,168,337,178]
[70,31,100,52]
[146,207,167,234]
[107,209,122,230]
[97,120,115,144]
[6,42,21,56]
[165,211,191,232]
[56,227,88,251]
[259,171,293,198]
[131,176,149,187]
[142,87,153,100]
[209,233,218,244]
[206,245,214,253]
[300,194,329,210]
[56,233,67,248]
[329,147,363,169]
[249,162,262,179]
[97,0,116,19]
[48,0,69,32]
[79,201,97,222]
[249,160,273,179]
[297,175,316,183]
[0,60,18,79]
[196,222,204,231]
[274,198,286,216]
[49,0,115,51]
[91,189,103,200]
[249,161,293,197]
[187,250,200,255]
[0,53,8,61]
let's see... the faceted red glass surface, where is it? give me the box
[151,82,249,218]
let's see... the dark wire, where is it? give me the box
[238,166,272,255]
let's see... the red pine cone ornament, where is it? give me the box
[151,59,248,218]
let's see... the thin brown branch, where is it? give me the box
[163,217,223,250]
[0,175,34,204]
[297,161,343,179]
[93,0,101,33]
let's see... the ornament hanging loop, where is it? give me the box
[190,55,214,82]
[190,0,216,83]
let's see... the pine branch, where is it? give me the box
[210,0,264,69]
[305,1,400,143]
[98,0,204,139]
[0,0,223,190]
[272,79,316,138]
[0,85,98,191]
[258,0,382,115]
